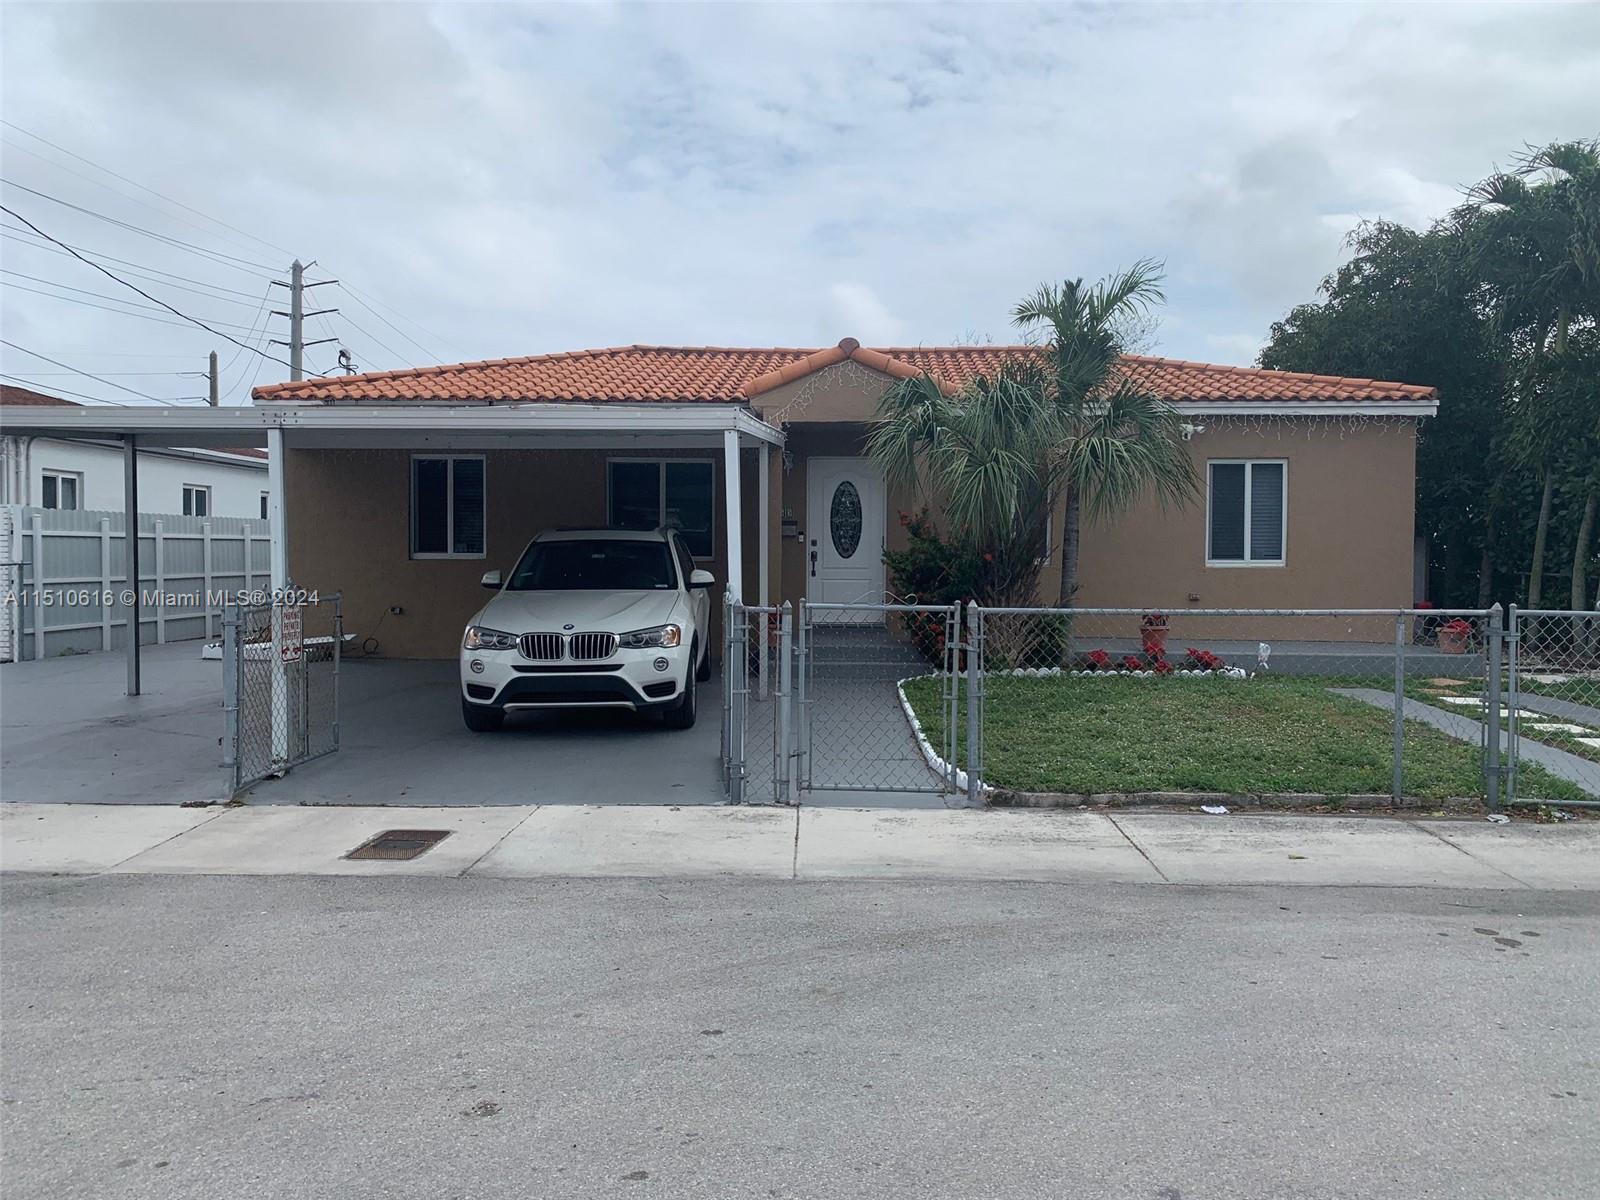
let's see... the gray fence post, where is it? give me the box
[966,602,983,806]
[1392,612,1406,801]
[729,600,746,805]
[221,602,240,792]
[795,599,809,792]
[332,595,343,752]
[1504,603,1518,807]
[777,602,795,805]
[1485,603,1503,811]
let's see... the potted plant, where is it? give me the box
[1141,612,1170,657]
[1437,618,1473,655]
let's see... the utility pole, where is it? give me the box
[269,259,338,382]
[207,350,219,406]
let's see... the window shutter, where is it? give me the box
[1248,463,1284,561]
[412,458,448,554]
[451,458,485,555]
[1209,463,1246,560]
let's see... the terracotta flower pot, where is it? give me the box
[1141,626,1168,656]
[1437,625,1470,655]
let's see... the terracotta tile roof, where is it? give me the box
[253,339,1437,408]
[0,384,79,407]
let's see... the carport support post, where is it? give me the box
[122,434,140,696]
[267,427,288,768]
[722,429,742,602]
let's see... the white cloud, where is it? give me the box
[2,1,1596,401]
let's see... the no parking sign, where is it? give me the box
[280,604,303,664]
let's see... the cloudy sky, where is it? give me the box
[1,1,1596,405]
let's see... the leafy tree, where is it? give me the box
[1261,221,1513,606]
[868,262,1197,606]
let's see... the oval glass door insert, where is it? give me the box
[830,480,862,559]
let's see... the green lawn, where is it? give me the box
[903,674,1594,803]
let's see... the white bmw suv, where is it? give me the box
[459,528,715,732]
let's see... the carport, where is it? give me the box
[0,400,784,805]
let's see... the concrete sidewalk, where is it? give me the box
[3,802,1595,889]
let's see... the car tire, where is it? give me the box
[695,638,712,683]
[661,668,697,730]
[461,698,504,733]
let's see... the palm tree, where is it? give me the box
[1458,139,1600,609]
[868,261,1197,606]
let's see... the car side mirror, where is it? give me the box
[688,569,715,589]
[480,570,502,590]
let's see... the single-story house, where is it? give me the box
[0,339,1439,674]
[251,339,1436,659]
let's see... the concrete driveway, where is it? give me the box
[0,644,725,806]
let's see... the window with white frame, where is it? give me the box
[41,470,82,511]
[260,492,269,520]
[182,484,210,518]
[1207,460,1286,565]
[607,459,715,558]
[411,455,485,558]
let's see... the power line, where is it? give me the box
[0,205,325,378]
[0,179,278,273]
[1,135,288,266]
[1,278,275,333]
[0,375,208,406]
[2,370,192,377]
[3,264,265,309]
[0,120,295,259]
[1,227,270,298]
[3,268,263,317]
[1,341,182,405]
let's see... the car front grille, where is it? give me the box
[568,632,618,661]
[518,632,564,661]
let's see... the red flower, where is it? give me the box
[982,552,994,563]
[1153,658,1174,675]
[1122,655,1144,672]
[898,511,912,526]
[1085,649,1112,670]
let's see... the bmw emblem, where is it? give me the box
[562,623,575,631]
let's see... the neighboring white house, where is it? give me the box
[1,385,271,661]
[1,386,269,517]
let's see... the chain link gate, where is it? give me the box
[721,596,963,803]
[223,594,342,793]
[722,596,794,804]
[798,601,961,798]
[1505,606,1600,808]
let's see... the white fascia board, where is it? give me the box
[0,402,785,447]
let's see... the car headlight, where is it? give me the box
[620,623,682,650]
[464,625,517,651]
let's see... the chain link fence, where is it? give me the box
[962,606,1528,806]
[1508,608,1600,806]
[223,595,342,793]
[719,598,1599,809]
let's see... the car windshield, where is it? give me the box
[506,539,677,591]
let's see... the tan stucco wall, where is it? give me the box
[1072,419,1417,611]
[285,446,758,659]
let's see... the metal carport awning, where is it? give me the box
[1,402,785,695]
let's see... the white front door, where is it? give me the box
[806,457,886,610]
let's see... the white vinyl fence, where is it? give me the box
[1,505,271,662]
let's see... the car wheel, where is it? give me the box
[461,697,504,733]
[661,668,697,730]
[695,638,712,682]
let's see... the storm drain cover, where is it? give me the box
[345,829,453,861]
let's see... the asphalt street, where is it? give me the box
[2,874,1596,1200]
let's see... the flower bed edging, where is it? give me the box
[896,674,976,798]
